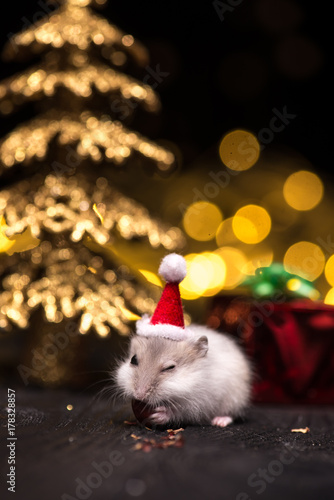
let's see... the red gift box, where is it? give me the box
[207,296,334,404]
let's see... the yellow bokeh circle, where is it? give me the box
[324,288,334,305]
[215,217,239,247]
[283,170,323,211]
[283,241,325,281]
[232,205,271,244]
[183,201,222,241]
[201,252,227,296]
[219,129,260,171]
[214,247,247,289]
[180,252,226,300]
[324,254,334,287]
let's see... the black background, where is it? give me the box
[0,0,331,179]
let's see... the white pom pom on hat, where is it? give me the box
[158,253,187,283]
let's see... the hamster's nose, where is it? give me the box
[134,391,146,401]
[134,387,150,401]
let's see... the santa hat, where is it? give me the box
[136,253,194,341]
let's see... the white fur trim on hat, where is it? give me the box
[136,315,194,341]
[158,253,187,283]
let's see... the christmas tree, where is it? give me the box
[0,0,185,386]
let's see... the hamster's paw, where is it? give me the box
[150,406,172,425]
[211,416,233,427]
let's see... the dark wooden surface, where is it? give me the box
[1,387,334,500]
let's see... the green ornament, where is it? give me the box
[242,263,320,301]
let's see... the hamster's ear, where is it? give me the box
[193,336,208,358]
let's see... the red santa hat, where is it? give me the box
[136,253,194,341]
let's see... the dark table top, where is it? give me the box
[1,387,334,500]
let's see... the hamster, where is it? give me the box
[115,324,252,427]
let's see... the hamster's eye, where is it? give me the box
[161,364,176,372]
[130,354,138,366]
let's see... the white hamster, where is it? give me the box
[115,324,252,427]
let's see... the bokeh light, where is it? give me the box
[179,254,207,300]
[183,201,222,241]
[324,255,334,287]
[215,217,239,247]
[214,247,247,289]
[286,278,302,292]
[219,130,260,171]
[284,241,325,281]
[283,170,323,211]
[201,252,226,296]
[324,288,334,305]
[180,252,226,300]
[286,277,319,300]
[232,205,271,244]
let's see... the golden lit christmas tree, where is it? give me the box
[0,0,185,386]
